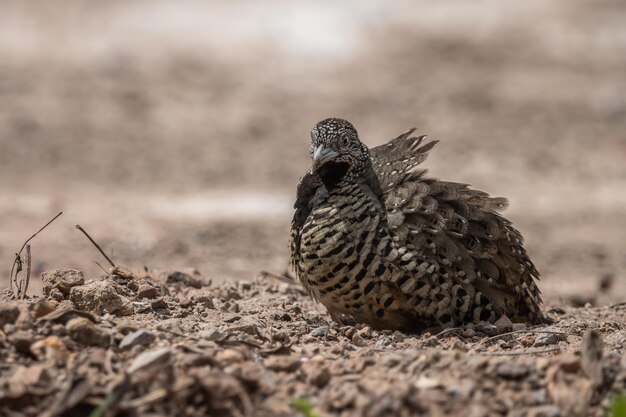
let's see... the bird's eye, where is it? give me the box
[340,137,350,147]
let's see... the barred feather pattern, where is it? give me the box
[290,119,543,330]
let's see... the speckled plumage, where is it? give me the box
[290,118,543,330]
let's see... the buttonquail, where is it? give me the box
[290,118,543,330]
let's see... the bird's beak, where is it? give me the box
[312,145,340,172]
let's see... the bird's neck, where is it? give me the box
[317,161,351,190]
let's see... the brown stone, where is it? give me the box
[66,317,111,347]
[42,269,85,297]
[264,355,301,372]
[137,284,159,299]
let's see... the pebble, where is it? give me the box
[70,280,127,315]
[496,362,531,380]
[356,327,373,339]
[9,330,36,354]
[136,284,159,299]
[534,332,567,347]
[119,330,156,349]
[151,298,168,311]
[127,347,172,374]
[309,326,330,337]
[494,315,513,333]
[66,317,111,347]
[179,290,215,309]
[198,328,223,341]
[374,337,392,349]
[474,322,499,336]
[167,271,202,288]
[42,269,85,297]
[306,365,331,387]
[0,303,20,328]
[227,322,259,336]
[218,349,245,364]
[32,300,56,319]
[30,336,69,362]
[351,333,367,347]
[528,405,561,417]
[511,323,527,332]
[264,355,301,372]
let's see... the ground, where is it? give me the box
[1,1,626,416]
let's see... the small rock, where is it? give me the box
[136,284,159,299]
[462,328,476,338]
[127,347,172,374]
[511,323,527,332]
[356,327,373,339]
[415,376,442,390]
[198,328,223,341]
[48,288,65,302]
[0,303,20,328]
[218,349,244,364]
[151,298,168,311]
[474,321,499,336]
[32,300,56,319]
[7,364,52,398]
[496,362,530,380]
[223,286,242,301]
[528,405,561,417]
[116,298,135,316]
[271,330,290,343]
[534,332,567,347]
[179,290,215,308]
[42,269,85,297]
[531,389,548,405]
[30,336,68,363]
[309,326,330,337]
[167,271,202,288]
[351,333,367,347]
[306,365,331,387]
[119,330,156,349]
[375,337,392,349]
[70,280,129,315]
[388,331,404,342]
[264,355,301,372]
[111,265,134,280]
[9,330,35,354]
[227,322,259,337]
[66,317,111,347]
[494,315,513,333]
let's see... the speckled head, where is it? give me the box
[309,118,370,184]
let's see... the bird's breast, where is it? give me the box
[296,189,388,309]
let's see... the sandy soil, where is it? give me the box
[1,1,626,416]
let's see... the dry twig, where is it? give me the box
[478,347,561,356]
[75,224,116,268]
[9,211,63,298]
[21,244,31,300]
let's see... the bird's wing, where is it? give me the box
[370,130,543,322]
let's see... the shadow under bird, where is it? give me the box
[290,118,543,331]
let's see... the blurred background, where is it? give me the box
[1,0,625,306]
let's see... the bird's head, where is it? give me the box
[309,118,370,186]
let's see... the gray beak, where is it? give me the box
[312,145,340,171]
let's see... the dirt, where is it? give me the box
[1,268,625,417]
[1,1,626,416]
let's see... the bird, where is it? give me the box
[289,118,544,331]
